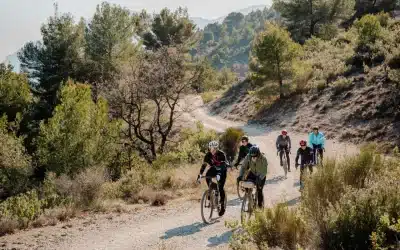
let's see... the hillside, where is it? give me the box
[190,5,268,29]
[208,13,400,151]
[192,7,279,77]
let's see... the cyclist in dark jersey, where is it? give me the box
[234,136,253,168]
[295,140,314,189]
[197,140,228,216]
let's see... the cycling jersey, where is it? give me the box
[295,146,314,165]
[239,153,268,180]
[308,132,325,148]
[200,150,227,175]
[276,135,291,150]
[235,143,253,165]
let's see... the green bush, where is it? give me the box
[201,91,217,103]
[355,14,382,45]
[0,116,32,199]
[0,190,43,226]
[301,146,400,249]
[230,204,311,250]
[219,127,244,161]
[36,82,121,176]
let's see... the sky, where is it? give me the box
[0,0,270,60]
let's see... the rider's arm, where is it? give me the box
[259,154,268,180]
[308,133,313,149]
[275,136,279,150]
[235,146,245,165]
[295,148,301,165]
[288,136,292,151]
[200,153,212,175]
[239,154,250,177]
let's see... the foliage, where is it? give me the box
[18,10,85,120]
[0,116,32,199]
[36,82,121,176]
[201,91,218,103]
[231,204,311,250]
[141,7,196,50]
[0,190,42,226]
[0,64,32,122]
[115,45,201,162]
[250,22,301,98]
[273,0,355,42]
[219,127,244,161]
[301,146,400,249]
[355,14,382,45]
[84,2,138,100]
[194,7,278,70]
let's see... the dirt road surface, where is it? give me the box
[0,96,358,250]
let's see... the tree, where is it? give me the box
[84,2,138,101]
[0,64,32,123]
[218,67,238,87]
[114,45,201,162]
[36,82,121,176]
[273,0,355,42]
[141,7,196,50]
[18,10,85,119]
[250,22,301,98]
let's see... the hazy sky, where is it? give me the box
[0,0,270,60]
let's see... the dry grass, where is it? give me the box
[0,218,18,236]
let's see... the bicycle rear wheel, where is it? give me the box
[201,189,214,224]
[241,191,254,225]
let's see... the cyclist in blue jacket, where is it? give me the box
[308,126,326,164]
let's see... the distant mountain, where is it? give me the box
[2,52,20,73]
[191,4,268,29]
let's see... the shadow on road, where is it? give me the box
[265,175,286,185]
[207,230,233,247]
[226,198,242,207]
[160,222,210,240]
[285,196,301,207]
[293,180,301,187]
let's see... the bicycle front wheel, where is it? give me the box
[282,156,288,177]
[201,189,214,224]
[237,182,245,199]
[241,191,253,225]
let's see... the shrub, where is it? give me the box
[355,14,382,45]
[318,23,339,40]
[0,190,43,226]
[0,116,32,199]
[301,146,400,249]
[201,91,217,104]
[219,127,244,161]
[230,204,311,250]
[36,82,121,177]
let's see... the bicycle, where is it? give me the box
[277,149,289,178]
[199,175,227,224]
[239,180,263,224]
[296,163,314,191]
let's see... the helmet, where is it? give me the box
[313,126,319,131]
[300,140,307,146]
[208,140,219,148]
[281,130,287,135]
[249,145,260,157]
[241,136,249,142]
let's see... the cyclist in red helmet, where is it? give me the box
[276,129,292,172]
[295,140,314,190]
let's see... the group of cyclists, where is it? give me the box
[196,126,326,217]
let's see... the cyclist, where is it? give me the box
[308,126,326,164]
[237,145,268,208]
[234,136,253,168]
[197,140,228,216]
[295,140,314,189]
[276,130,292,172]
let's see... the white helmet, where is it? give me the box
[208,140,219,148]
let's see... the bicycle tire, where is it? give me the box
[201,189,214,224]
[237,182,245,199]
[282,153,288,177]
[241,190,253,225]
